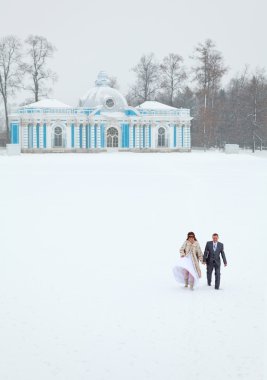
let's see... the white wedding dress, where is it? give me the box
[173,252,200,288]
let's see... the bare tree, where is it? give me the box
[24,35,57,102]
[224,67,267,148]
[128,53,159,105]
[109,76,119,89]
[191,39,227,147]
[0,35,23,142]
[248,68,267,124]
[159,53,186,106]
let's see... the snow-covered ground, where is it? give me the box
[0,151,266,380]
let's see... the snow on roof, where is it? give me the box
[137,101,178,110]
[101,111,126,119]
[22,99,71,109]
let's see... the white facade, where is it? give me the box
[9,72,192,152]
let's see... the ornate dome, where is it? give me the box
[79,71,128,110]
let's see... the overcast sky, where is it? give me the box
[1,0,266,106]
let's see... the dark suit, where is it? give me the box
[203,241,227,289]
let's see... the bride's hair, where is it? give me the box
[187,231,197,241]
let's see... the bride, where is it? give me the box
[173,232,204,290]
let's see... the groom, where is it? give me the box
[203,233,227,290]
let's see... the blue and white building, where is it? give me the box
[9,72,192,152]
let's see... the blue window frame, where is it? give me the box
[28,124,33,148]
[94,125,97,148]
[101,124,105,148]
[10,123,19,144]
[36,124,40,148]
[71,124,75,148]
[86,125,91,148]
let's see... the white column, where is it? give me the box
[32,123,37,148]
[185,124,191,148]
[82,124,86,148]
[66,124,72,149]
[22,123,28,148]
[97,125,101,148]
[129,124,133,148]
[75,123,79,148]
[169,124,173,148]
[145,126,149,148]
[91,125,95,148]
[151,124,156,149]
[139,124,142,148]
[177,124,182,148]
[46,123,52,148]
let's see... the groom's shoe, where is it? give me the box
[208,283,211,286]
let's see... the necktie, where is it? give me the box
[213,243,217,251]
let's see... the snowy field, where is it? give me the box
[0,150,266,380]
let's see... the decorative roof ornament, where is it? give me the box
[80,71,127,109]
[95,71,111,87]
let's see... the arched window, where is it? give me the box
[158,127,166,147]
[53,126,63,147]
[107,127,118,148]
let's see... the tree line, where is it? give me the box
[0,35,56,142]
[126,40,267,149]
[0,35,266,148]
